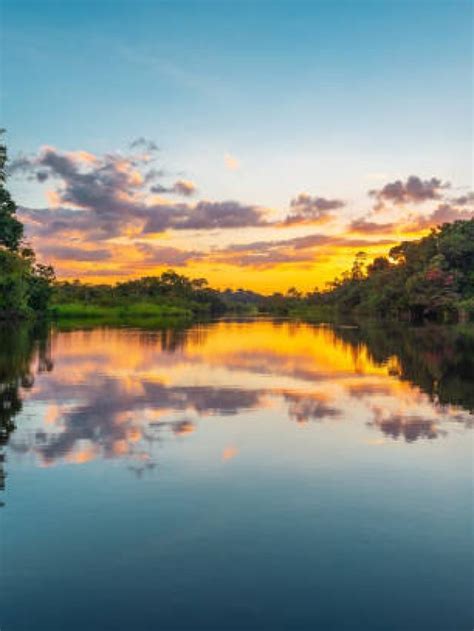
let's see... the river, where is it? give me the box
[1,319,472,630]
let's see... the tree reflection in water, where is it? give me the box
[331,321,474,413]
[0,323,52,498]
[0,320,472,493]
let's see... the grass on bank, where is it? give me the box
[50,302,193,320]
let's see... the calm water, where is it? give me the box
[1,319,472,631]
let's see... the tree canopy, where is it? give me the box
[0,134,55,318]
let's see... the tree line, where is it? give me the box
[303,219,474,321]
[1,135,473,321]
[52,219,474,323]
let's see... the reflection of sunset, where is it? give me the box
[184,321,398,379]
[222,446,239,461]
[10,321,472,469]
[65,446,98,465]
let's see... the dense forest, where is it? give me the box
[1,136,473,322]
[53,219,474,322]
[304,219,474,322]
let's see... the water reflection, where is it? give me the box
[1,320,472,490]
[0,323,52,496]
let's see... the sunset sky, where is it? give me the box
[3,0,472,292]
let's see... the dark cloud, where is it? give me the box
[284,193,344,225]
[9,156,49,182]
[15,148,149,240]
[129,137,159,152]
[39,245,112,262]
[173,200,267,230]
[173,179,196,196]
[151,179,197,197]
[142,200,268,233]
[451,192,474,206]
[284,393,340,423]
[40,149,79,179]
[14,147,269,241]
[139,199,268,234]
[36,170,50,183]
[349,218,396,234]
[370,176,449,208]
[139,167,166,186]
[19,205,131,241]
[8,155,32,175]
[369,413,441,442]
[135,243,202,266]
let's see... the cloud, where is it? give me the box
[150,179,197,196]
[451,192,474,206]
[135,243,202,266]
[369,411,440,442]
[8,156,50,182]
[225,232,393,252]
[169,420,196,436]
[284,392,340,424]
[39,245,112,262]
[174,200,267,230]
[224,153,240,171]
[211,233,395,268]
[13,146,271,242]
[349,218,396,234]
[129,137,159,152]
[407,203,473,231]
[173,179,196,196]
[12,143,467,280]
[370,175,449,208]
[222,446,239,461]
[19,374,265,466]
[348,383,392,399]
[284,193,344,226]
[140,199,268,234]
[13,146,152,239]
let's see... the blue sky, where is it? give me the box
[1,1,472,290]
[3,0,471,207]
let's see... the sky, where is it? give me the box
[1,0,473,292]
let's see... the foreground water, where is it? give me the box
[1,319,472,631]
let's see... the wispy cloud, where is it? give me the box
[224,153,240,171]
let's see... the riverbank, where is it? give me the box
[48,302,196,329]
[51,302,192,319]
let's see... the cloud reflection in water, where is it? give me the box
[4,321,472,473]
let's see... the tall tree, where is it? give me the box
[0,131,24,251]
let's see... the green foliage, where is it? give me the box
[51,302,192,320]
[0,133,23,251]
[0,248,55,319]
[0,249,31,316]
[306,220,474,321]
[53,270,226,318]
[0,135,55,318]
[26,263,56,312]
